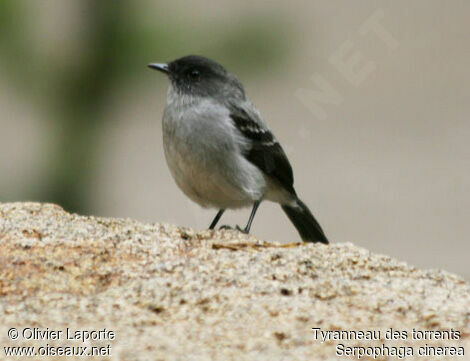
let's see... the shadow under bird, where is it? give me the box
[148,55,329,244]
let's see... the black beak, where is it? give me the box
[148,63,169,74]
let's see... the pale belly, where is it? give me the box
[163,137,263,209]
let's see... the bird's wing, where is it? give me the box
[229,102,296,195]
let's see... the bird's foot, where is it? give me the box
[235,225,248,234]
[219,225,248,234]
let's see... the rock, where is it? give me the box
[0,202,468,360]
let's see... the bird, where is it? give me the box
[148,55,329,244]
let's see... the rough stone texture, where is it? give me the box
[0,202,468,360]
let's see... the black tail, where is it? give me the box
[282,198,329,244]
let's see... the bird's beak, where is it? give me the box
[148,63,169,74]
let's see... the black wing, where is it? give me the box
[230,106,296,196]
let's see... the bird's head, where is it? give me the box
[148,55,245,100]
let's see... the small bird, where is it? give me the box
[148,55,329,244]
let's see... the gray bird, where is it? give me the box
[148,55,328,244]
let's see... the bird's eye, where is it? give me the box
[188,69,200,81]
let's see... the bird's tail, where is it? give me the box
[282,198,329,244]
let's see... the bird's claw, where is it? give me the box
[235,225,248,234]
[219,225,248,234]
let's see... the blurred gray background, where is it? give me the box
[1,1,468,278]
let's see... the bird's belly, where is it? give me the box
[163,138,258,209]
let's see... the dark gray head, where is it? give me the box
[148,55,245,100]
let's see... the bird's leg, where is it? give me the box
[237,201,260,234]
[209,209,225,230]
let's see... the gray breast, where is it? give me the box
[161,89,266,209]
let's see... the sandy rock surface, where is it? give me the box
[0,202,468,360]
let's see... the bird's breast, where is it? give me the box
[161,99,265,208]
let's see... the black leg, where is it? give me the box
[243,201,260,233]
[209,209,225,230]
